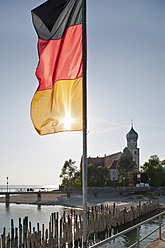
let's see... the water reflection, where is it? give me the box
[5,204,10,211]
[0,203,63,234]
[37,205,41,211]
[0,204,165,248]
[87,210,165,248]
[122,228,137,247]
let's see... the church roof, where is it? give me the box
[106,152,122,169]
[110,160,118,169]
[87,152,122,170]
[87,157,104,167]
[126,127,138,140]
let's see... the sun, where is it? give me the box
[62,112,74,130]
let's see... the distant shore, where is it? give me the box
[0,192,164,209]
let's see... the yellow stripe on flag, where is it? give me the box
[31,78,82,135]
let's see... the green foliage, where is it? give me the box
[60,155,165,189]
[106,180,118,187]
[60,159,77,179]
[128,183,134,187]
[141,172,148,183]
[117,147,136,180]
[88,164,109,187]
[60,159,80,189]
[129,171,138,186]
[141,155,165,186]
[137,194,143,199]
[117,179,123,186]
[60,159,110,189]
[161,159,165,167]
[147,194,157,199]
[148,155,160,166]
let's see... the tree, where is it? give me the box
[60,159,78,189]
[142,155,165,186]
[88,165,109,187]
[117,147,136,181]
[161,159,165,167]
[148,155,160,166]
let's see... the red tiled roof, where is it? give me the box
[106,152,122,169]
[87,152,122,170]
[87,157,104,167]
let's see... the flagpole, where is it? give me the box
[82,0,87,247]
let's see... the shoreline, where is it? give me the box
[0,192,164,209]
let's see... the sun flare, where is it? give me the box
[62,112,74,130]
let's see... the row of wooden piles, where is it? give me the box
[0,200,159,248]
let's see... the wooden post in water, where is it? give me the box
[60,218,63,247]
[6,233,10,248]
[55,213,57,245]
[37,192,41,202]
[2,227,6,248]
[15,227,18,248]
[0,201,160,248]
[11,219,14,248]
[19,218,22,248]
[5,193,10,206]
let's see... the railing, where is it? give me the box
[90,210,165,248]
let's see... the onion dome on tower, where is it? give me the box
[126,127,138,141]
[126,122,140,171]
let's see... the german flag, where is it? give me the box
[31,0,82,135]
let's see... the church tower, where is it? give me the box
[126,123,140,171]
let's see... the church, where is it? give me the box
[126,125,140,171]
[87,124,140,181]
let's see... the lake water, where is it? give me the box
[0,203,64,234]
[0,185,165,247]
[0,203,165,247]
[88,210,165,247]
[0,185,62,234]
[0,184,59,192]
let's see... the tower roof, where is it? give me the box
[126,127,138,140]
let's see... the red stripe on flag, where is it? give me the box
[36,24,82,91]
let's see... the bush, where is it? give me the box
[137,194,143,199]
[128,183,134,187]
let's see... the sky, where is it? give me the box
[0,0,165,186]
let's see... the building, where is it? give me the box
[87,152,122,181]
[87,124,140,180]
[126,124,140,171]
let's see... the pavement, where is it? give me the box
[145,231,165,248]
